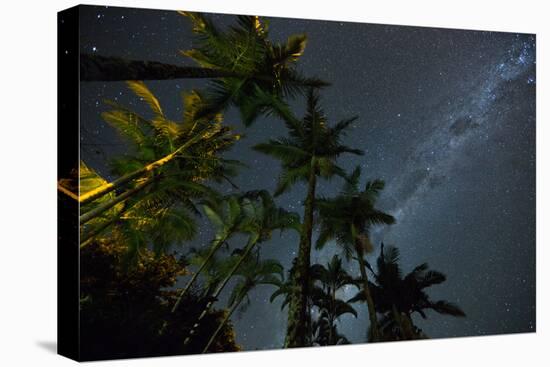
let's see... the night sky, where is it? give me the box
[78,5,536,350]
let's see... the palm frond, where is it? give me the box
[273,164,310,196]
[417,270,447,288]
[253,139,309,162]
[271,34,307,65]
[429,300,466,317]
[127,81,164,117]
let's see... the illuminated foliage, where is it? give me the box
[180,12,328,125]
[79,82,241,261]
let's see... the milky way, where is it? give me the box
[79,5,536,349]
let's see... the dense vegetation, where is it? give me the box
[61,12,466,359]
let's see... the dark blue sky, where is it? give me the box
[79,5,536,350]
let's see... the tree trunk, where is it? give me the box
[79,201,132,247]
[328,287,335,345]
[355,239,380,342]
[80,217,116,248]
[79,127,213,206]
[201,293,243,353]
[80,54,239,82]
[80,54,328,87]
[170,236,228,314]
[393,308,415,340]
[184,235,259,346]
[285,158,317,348]
[158,235,229,336]
[79,178,154,225]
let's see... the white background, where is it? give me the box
[0,0,547,365]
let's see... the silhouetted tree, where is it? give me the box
[310,255,358,346]
[203,252,283,353]
[254,89,363,347]
[81,13,327,125]
[183,191,300,343]
[350,244,466,341]
[316,166,395,341]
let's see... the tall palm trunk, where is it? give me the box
[326,285,335,345]
[158,235,230,336]
[184,236,259,346]
[81,54,240,82]
[285,158,317,348]
[79,178,154,225]
[79,201,132,247]
[353,231,380,342]
[80,215,118,248]
[81,54,323,86]
[201,292,243,353]
[170,236,229,314]
[79,127,214,206]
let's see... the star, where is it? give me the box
[77,5,535,351]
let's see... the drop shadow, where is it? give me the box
[36,340,57,354]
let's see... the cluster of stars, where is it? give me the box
[78,5,536,350]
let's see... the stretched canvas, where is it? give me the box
[57,4,536,361]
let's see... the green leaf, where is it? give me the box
[127,81,164,117]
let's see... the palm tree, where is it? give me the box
[351,244,466,341]
[310,255,358,346]
[76,82,241,250]
[185,246,232,298]
[254,89,363,347]
[202,252,284,353]
[78,159,208,265]
[269,261,295,311]
[182,191,300,344]
[316,166,395,341]
[269,259,317,345]
[81,13,327,125]
[170,194,250,315]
